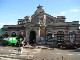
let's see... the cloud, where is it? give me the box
[8,21,17,25]
[0,21,17,28]
[58,11,67,16]
[69,9,80,12]
[55,8,80,16]
[0,23,5,28]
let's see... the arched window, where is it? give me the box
[69,31,76,43]
[4,32,9,38]
[11,32,16,37]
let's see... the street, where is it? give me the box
[0,46,80,60]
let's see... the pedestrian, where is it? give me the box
[27,41,29,45]
[18,38,24,54]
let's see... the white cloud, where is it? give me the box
[55,8,80,16]
[8,21,17,25]
[58,11,67,16]
[69,9,80,12]
[0,23,5,28]
[0,21,17,28]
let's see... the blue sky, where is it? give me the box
[0,0,80,28]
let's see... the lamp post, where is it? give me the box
[52,34,54,48]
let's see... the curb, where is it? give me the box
[24,45,54,50]
[35,46,48,49]
[41,47,48,49]
[48,48,54,50]
[23,45,35,49]
[29,46,35,49]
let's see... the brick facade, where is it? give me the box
[2,5,80,44]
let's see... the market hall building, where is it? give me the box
[2,5,80,44]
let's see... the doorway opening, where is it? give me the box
[29,31,36,44]
[11,32,16,37]
[57,31,64,43]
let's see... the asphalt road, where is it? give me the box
[33,48,80,60]
[0,46,80,60]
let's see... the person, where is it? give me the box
[18,38,24,54]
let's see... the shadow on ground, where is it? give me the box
[69,48,80,52]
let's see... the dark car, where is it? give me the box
[57,40,64,48]
[60,40,77,49]
[75,41,80,48]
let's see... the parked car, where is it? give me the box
[60,40,77,49]
[2,37,18,46]
[2,38,8,46]
[57,40,64,48]
[75,41,80,48]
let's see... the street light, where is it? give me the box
[52,34,54,48]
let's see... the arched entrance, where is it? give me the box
[57,31,64,41]
[29,31,36,44]
[11,32,16,37]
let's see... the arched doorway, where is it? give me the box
[57,31,64,41]
[29,31,36,44]
[11,32,16,37]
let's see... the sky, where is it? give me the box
[0,0,80,28]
